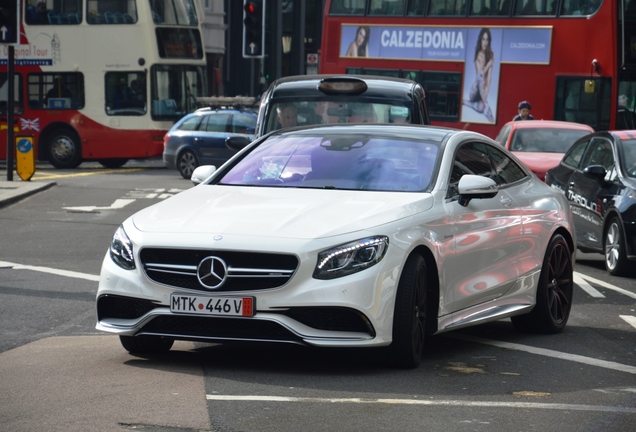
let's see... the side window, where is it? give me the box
[232,113,256,134]
[27,72,84,110]
[484,144,528,185]
[105,72,146,115]
[149,0,197,25]
[87,0,137,24]
[368,0,405,15]
[562,139,589,169]
[203,113,230,132]
[329,0,366,14]
[582,138,614,171]
[26,0,83,25]
[177,115,202,131]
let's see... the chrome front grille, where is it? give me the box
[139,248,298,292]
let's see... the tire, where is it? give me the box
[511,234,573,334]
[604,218,631,276]
[46,129,82,169]
[119,335,174,354]
[387,254,428,369]
[177,150,199,179]
[98,158,129,168]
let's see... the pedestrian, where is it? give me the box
[513,100,535,121]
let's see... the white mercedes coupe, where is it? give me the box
[96,124,576,368]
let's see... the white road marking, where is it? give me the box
[61,188,185,211]
[573,272,605,298]
[620,315,636,330]
[575,272,636,300]
[0,261,100,282]
[205,394,636,413]
[1,261,634,375]
[448,334,636,375]
[63,198,135,212]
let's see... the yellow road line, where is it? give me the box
[32,168,146,180]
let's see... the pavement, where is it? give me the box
[0,176,56,209]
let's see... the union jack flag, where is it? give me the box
[21,118,40,132]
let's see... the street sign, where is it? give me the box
[0,1,19,44]
[15,135,36,181]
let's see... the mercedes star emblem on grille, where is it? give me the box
[197,256,228,289]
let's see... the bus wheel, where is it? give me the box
[47,130,82,169]
[98,159,129,168]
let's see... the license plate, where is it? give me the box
[170,294,254,317]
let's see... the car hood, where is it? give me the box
[132,185,434,239]
[512,152,564,172]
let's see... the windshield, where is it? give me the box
[511,128,591,153]
[218,133,439,192]
[264,100,414,135]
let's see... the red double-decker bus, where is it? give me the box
[1,0,207,169]
[320,0,636,138]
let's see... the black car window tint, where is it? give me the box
[562,139,590,169]
[204,113,231,132]
[584,138,614,170]
[484,144,527,185]
[178,115,202,131]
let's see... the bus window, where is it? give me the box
[360,69,401,78]
[27,73,84,110]
[156,28,204,59]
[0,73,23,115]
[86,0,137,24]
[329,0,366,15]
[429,0,467,16]
[368,0,405,16]
[150,0,198,25]
[407,0,426,15]
[469,0,509,15]
[151,64,205,121]
[555,77,610,131]
[106,72,147,116]
[25,0,83,25]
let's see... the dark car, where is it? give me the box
[545,130,636,276]
[162,107,257,178]
[254,74,431,137]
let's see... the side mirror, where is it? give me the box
[226,135,251,152]
[191,165,216,186]
[457,175,498,207]
[583,164,606,182]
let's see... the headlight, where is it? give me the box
[109,225,135,270]
[314,236,388,280]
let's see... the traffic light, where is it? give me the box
[242,0,264,58]
[0,2,20,44]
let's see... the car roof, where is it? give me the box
[265,74,419,102]
[269,123,479,144]
[193,107,256,115]
[505,120,594,131]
